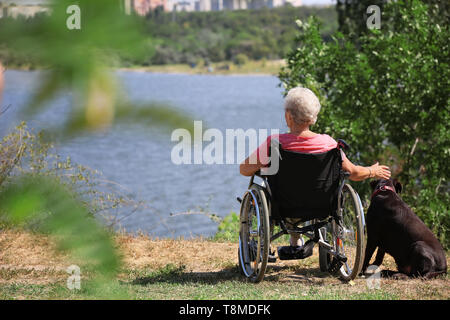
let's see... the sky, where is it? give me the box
[302,0,335,6]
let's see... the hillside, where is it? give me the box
[0,6,338,69]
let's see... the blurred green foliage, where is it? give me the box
[279,0,449,248]
[0,1,192,298]
[0,0,192,136]
[0,174,129,298]
[233,53,249,66]
[0,123,153,297]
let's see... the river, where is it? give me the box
[0,70,288,238]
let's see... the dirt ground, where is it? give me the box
[1,229,449,299]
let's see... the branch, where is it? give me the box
[0,104,11,116]
[409,137,419,157]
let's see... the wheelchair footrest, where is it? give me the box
[327,253,347,274]
[277,240,316,260]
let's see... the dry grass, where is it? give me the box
[117,234,237,272]
[0,228,448,300]
[121,59,286,76]
[0,229,69,285]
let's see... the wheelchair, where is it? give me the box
[237,139,366,283]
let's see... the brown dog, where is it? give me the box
[361,179,447,279]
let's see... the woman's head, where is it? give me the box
[284,87,321,127]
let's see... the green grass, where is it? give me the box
[213,211,292,244]
[0,263,401,300]
[1,227,447,300]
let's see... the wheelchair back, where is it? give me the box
[265,145,345,222]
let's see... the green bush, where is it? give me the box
[0,124,132,297]
[0,123,142,228]
[213,211,291,244]
[233,53,249,66]
[279,0,449,248]
[214,211,240,242]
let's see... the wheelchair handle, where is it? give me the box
[337,139,350,151]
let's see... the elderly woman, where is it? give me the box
[240,87,391,248]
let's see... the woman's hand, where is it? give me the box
[369,162,391,180]
[342,157,391,181]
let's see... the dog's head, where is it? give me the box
[370,178,402,194]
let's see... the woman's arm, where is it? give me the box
[240,143,391,180]
[240,136,271,176]
[342,156,391,181]
[239,157,265,176]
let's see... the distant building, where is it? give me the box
[285,0,302,7]
[0,0,301,19]
[167,0,195,12]
[198,0,211,11]
[124,0,167,15]
[222,0,248,10]
[134,0,151,15]
[210,0,222,11]
[0,0,51,19]
[141,0,302,13]
[247,0,267,10]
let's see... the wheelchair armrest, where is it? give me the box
[248,172,259,188]
[337,139,350,151]
[248,170,268,189]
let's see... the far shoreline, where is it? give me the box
[3,59,286,77]
[118,67,277,77]
[118,59,285,76]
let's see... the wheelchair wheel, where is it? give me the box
[333,183,365,281]
[238,184,270,283]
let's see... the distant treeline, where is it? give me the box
[136,6,337,66]
[0,5,337,68]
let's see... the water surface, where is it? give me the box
[0,70,287,238]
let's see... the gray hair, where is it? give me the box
[284,87,321,125]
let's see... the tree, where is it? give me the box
[336,0,449,40]
[280,0,449,248]
[336,0,387,39]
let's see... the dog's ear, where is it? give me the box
[393,179,402,194]
[370,179,379,191]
